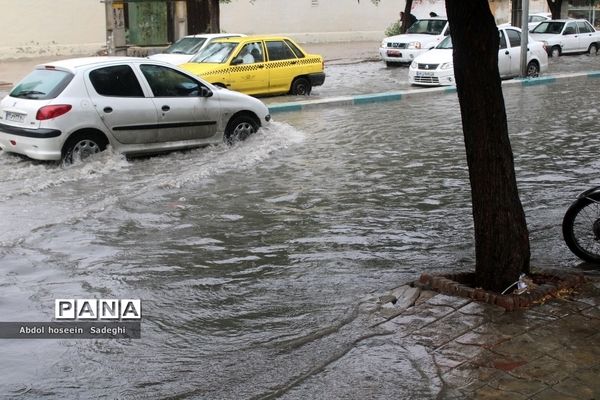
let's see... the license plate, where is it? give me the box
[416,71,434,77]
[387,50,402,57]
[5,111,25,123]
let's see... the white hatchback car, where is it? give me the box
[0,57,271,163]
[148,33,246,65]
[409,26,548,86]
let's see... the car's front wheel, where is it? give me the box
[290,77,311,95]
[224,115,259,145]
[526,61,540,77]
[550,46,561,58]
[62,131,108,165]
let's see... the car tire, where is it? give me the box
[224,115,258,145]
[550,46,561,58]
[526,61,540,78]
[62,131,108,165]
[589,43,598,55]
[290,77,312,95]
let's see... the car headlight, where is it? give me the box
[410,61,417,69]
[381,40,387,48]
[407,42,422,49]
[440,62,453,70]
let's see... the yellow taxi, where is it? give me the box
[179,35,325,96]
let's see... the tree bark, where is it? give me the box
[547,0,563,19]
[445,0,530,292]
[401,0,414,33]
[207,0,220,32]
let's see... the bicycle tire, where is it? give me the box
[562,193,600,263]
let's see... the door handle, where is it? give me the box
[161,105,170,112]
[103,107,113,113]
[505,50,509,55]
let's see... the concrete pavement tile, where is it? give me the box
[424,294,471,309]
[488,308,557,331]
[549,336,600,368]
[509,355,578,385]
[440,361,500,393]
[528,298,585,318]
[580,304,600,319]
[551,364,600,399]
[454,323,513,348]
[432,342,483,372]
[529,387,581,400]
[409,312,484,348]
[458,301,505,317]
[489,332,558,360]
[469,348,528,372]
[414,289,437,306]
[471,384,528,399]
[384,305,455,336]
[487,373,548,397]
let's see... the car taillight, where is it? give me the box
[36,104,72,120]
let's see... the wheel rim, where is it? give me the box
[552,48,560,57]
[71,139,100,162]
[591,45,598,55]
[232,122,255,140]
[293,80,310,95]
[526,63,539,77]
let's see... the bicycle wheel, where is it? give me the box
[562,194,600,263]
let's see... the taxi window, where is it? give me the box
[266,41,297,61]
[284,40,306,58]
[89,65,144,97]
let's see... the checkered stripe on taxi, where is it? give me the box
[265,57,322,69]
[200,58,322,76]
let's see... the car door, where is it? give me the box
[85,64,159,144]
[226,41,269,95]
[561,21,580,53]
[497,29,512,77]
[264,39,302,94]
[139,63,221,142]
[503,28,523,77]
[576,21,596,51]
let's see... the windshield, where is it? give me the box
[406,19,447,35]
[164,37,207,55]
[436,35,453,49]
[10,69,73,100]
[531,21,565,34]
[190,42,238,63]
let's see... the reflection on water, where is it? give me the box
[0,77,598,398]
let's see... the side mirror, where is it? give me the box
[199,86,213,97]
[231,58,243,66]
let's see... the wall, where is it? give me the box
[0,0,105,60]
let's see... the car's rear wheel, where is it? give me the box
[550,46,561,58]
[62,131,108,165]
[526,61,540,77]
[290,77,311,95]
[224,115,259,145]
[589,43,598,55]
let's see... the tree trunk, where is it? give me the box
[445,0,530,292]
[187,0,210,34]
[401,0,414,33]
[207,0,220,32]
[547,0,563,19]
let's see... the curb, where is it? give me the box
[268,70,600,113]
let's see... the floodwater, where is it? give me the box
[1,65,600,398]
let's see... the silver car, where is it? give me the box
[0,57,271,163]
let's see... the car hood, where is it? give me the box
[413,48,452,64]
[179,62,224,76]
[384,33,443,46]
[147,53,194,65]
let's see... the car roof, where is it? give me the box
[211,35,298,43]
[34,57,168,72]
[180,33,246,39]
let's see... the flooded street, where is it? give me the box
[1,63,600,397]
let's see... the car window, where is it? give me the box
[140,64,201,97]
[266,41,297,61]
[436,35,453,49]
[284,39,306,58]
[191,42,238,63]
[499,30,508,49]
[564,22,577,35]
[532,21,564,34]
[89,65,144,97]
[10,69,73,100]
[165,37,207,55]
[577,21,593,33]
[505,29,521,48]
[232,42,264,64]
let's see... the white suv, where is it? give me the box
[0,57,271,163]
[380,18,449,66]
